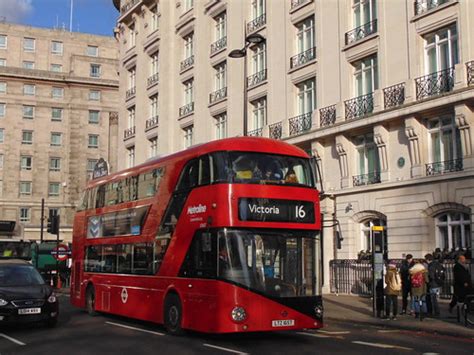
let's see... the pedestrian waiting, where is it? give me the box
[449,255,473,313]
[400,254,414,315]
[409,260,429,319]
[384,262,401,320]
[425,253,445,317]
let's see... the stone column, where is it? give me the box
[109,112,119,174]
[404,116,424,178]
[455,104,473,170]
[374,124,389,182]
[335,134,350,188]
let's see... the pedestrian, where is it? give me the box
[384,262,401,320]
[409,260,429,318]
[449,255,473,312]
[400,254,414,314]
[425,253,445,317]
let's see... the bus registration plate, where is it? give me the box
[272,319,295,327]
[18,308,41,315]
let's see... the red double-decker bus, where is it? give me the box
[71,137,323,334]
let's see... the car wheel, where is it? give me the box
[86,286,98,317]
[164,293,184,335]
[46,317,58,328]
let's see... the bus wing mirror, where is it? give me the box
[310,156,324,194]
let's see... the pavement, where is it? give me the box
[324,293,474,338]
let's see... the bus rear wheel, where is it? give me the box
[86,286,98,317]
[164,294,183,335]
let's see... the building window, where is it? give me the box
[251,97,267,131]
[184,33,194,60]
[23,84,36,96]
[128,67,136,89]
[252,0,265,19]
[89,90,101,101]
[0,82,6,94]
[129,23,136,48]
[149,137,158,158]
[183,0,193,12]
[22,131,33,145]
[23,105,34,119]
[50,157,61,171]
[88,134,99,148]
[0,103,5,117]
[297,78,315,115]
[20,181,32,195]
[52,108,63,121]
[353,0,376,28]
[150,52,159,76]
[50,64,62,72]
[214,62,227,91]
[425,24,458,74]
[183,125,193,148]
[215,12,226,41]
[51,41,63,55]
[150,95,158,118]
[436,212,471,250]
[354,55,378,96]
[296,17,315,54]
[215,113,227,140]
[51,132,62,146]
[0,35,6,49]
[49,183,60,197]
[23,37,35,52]
[0,128,4,143]
[90,64,101,78]
[86,45,99,57]
[20,156,32,170]
[89,110,100,124]
[360,218,386,252]
[22,61,35,69]
[127,146,135,168]
[251,43,266,74]
[428,116,462,164]
[150,5,159,32]
[128,106,135,128]
[184,79,194,105]
[19,208,30,223]
[52,87,64,98]
[355,133,380,176]
[0,59,6,67]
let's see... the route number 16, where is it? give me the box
[295,205,306,219]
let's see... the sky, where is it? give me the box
[0,0,119,37]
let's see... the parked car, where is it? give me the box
[0,259,58,327]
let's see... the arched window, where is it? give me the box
[361,218,386,252]
[436,212,471,250]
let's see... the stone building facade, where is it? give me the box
[0,23,119,242]
[113,0,473,289]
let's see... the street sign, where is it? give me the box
[51,244,71,261]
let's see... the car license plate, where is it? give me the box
[18,308,41,315]
[272,319,295,327]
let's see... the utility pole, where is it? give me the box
[40,198,44,242]
[69,0,73,32]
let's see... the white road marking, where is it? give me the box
[352,341,412,350]
[318,330,351,335]
[105,321,165,336]
[0,333,26,346]
[296,332,331,338]
[203,343,249,354]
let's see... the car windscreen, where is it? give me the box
[0,265,45,287]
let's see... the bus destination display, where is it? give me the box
[238,198,315,223]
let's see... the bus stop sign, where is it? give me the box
[51,244,71,261]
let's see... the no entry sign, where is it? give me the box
[51,244,71,261]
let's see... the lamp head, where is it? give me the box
[228,48,246,58]
[245,33,265,44]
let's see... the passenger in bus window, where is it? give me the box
[284,167,299,184]
[3,244,15,257]
[233,156,253,180]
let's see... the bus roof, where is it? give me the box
[87,137,310,188]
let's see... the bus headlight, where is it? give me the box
[0,299,8,306]
[48,294,57,303]
[231,307,247,322]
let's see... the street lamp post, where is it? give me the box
[229,33,265,136]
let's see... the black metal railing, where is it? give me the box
[426,158,463,176]
[269,122,282,140]
[289,112,312,136]
[345,93,373,120]
[147,73,159,88]
[330,259,468,299]
[467,60,474,86]
[319,105,336,127]
[248,128,263,137]
[211,36,227,55]
[180,55,195,72]
[290,47,316,69]
[352,171,381,186]
[345,19,377,46]
[121,0,140,14]
[247,69,267,88]
[247,13,266,33]
[415,0,450,15]
[123,126,135,140]
[290,0,311,10]
[126,86,136,100]
[383,83,405,109]
[145,116,159,130]
[179,102,194,117]
[415,67,454,100]
[209,87,227,104]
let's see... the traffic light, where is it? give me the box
[47,211,60,234]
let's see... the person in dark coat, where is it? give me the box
[400,254,414,314]
[426,253,445,316]
[449,255,473,311]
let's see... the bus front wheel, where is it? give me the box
[164,294,183,335]
[86,286,98,317]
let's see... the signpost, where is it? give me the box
[372,225,386,317]
[51,244,71,262]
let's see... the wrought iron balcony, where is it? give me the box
[248,128,263,137]
[415,67,454,100]
[290,47,316,69]
[426,158,463,176]
[123,126,135,140]
[289,112,312,136]
[383,83,405,109]
[126,86,136,100]
[247,69,267,88]
[291,0,312,10]
[121,0,140,14]
[319,105,336,127]
[211,36,227,55]
[345,19,377,46]
[353,171,381,186]
[147,73,159,88]
[467,60,474,86]
[145,116,159,130]
[179,102,194,117]
[247,13,266,33]
[345,93,373,120]
[209,87,227,104]
[415,0,451,15]
[269,122,282,140]
[180,55,194,72]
